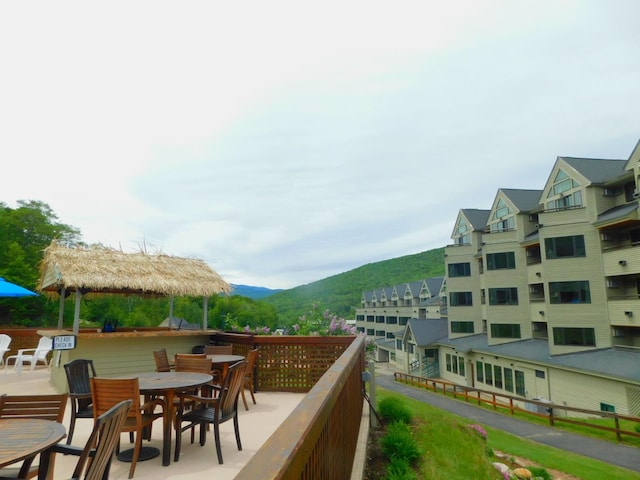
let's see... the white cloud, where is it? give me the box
[1,1,639,288]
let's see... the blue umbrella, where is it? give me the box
[0,277,38,297]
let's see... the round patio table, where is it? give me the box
[121,371,213,467]
[0,418,66,480]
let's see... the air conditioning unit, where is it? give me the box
[606,279,620,288]
[633,189,640,199]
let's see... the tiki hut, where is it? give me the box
[38,241,232,333]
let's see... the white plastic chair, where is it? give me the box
[5,336,52,374]
[0,334,11,366]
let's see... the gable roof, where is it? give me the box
[460,209,491,230]
[498,188,543,212]
[37,242,232,297]
[560,157,627,184]
[404,318,448,346]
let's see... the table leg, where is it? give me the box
[162,391,174,466]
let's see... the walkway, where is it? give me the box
[374,367,640,474]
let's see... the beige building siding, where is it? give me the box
[550,368,633,416]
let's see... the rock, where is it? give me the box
[513,467,533,479]
[492,462,510,476]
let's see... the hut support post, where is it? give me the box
[57,287,66,329]
[202,297,208,330]
[73,290,82,335]
[169,297,174,318]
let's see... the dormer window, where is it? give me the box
[454,218,471,245]
[489,199,514,232]
[546,169,582,211]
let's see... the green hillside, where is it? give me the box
[263,247,445,325]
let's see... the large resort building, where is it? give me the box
[355,139,640,417]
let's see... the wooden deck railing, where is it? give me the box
[394,371,640,442]
[235,334,366,480]
[212,331,357,392]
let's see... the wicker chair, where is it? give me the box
[174,360,247,464]
[0,393,68,479]
[64,359,97,445]
[91,377,164,479]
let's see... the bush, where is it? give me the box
[381,421,421,464]
[528,466,552,480]
[379,397,413,425]
[386,457,418,480]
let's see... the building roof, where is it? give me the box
[425,277,444,296]
[439,335,640,383]
[595,201,640,225]
[38,241,232,297]
[561,157,627,184]
[499,188,543,212]
[405,318,448,346]
[461,209,491,231]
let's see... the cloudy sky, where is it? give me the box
[1,1,639,289]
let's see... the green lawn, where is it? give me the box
[377,388,640,480]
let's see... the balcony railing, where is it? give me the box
[235,334,366,480]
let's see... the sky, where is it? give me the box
[1,1,639,290]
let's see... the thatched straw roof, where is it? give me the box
[38,242,232,297]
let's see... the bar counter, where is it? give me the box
[38,328,217,393]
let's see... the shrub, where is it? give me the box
[386,457,418,480]
[528,466,552,480]
[381,421,421,464]
[379,397,413,425]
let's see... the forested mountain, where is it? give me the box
[0,200,445,330]
[263,247,445,325]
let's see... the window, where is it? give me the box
[546,169,583,211]
[490,323,521,338]
[458,357,465,377]
[386,316,398,324]
[600,403,615,413]
[386,332,394,339]
[448,262,471,277]
[367,329,374,335]
[549,281,591,304]
[450,292,472,306]
[396,339,402,350]
[486,252,516,270]
[545,235,586,259]
[504,367,514,392]
[553,327,596,346]
[489,199,515,232]
[494,365,503,389]
[375,330,385,337]
[366,316,374,323]
[451,321,474,333]
[535,370,545,379]
[488,288,518,306]
[376,316,385,323]
[515,370,525,396]
[399,317,409,326]
[476,361,484,383]
[485,363,493,386]
[446,354,452,372]
[454,218,471,245]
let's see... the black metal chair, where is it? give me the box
[174,360,247,464]
[64,359,97,445]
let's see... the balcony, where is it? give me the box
[1,330,367,480]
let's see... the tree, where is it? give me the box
[0,200,81,326]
